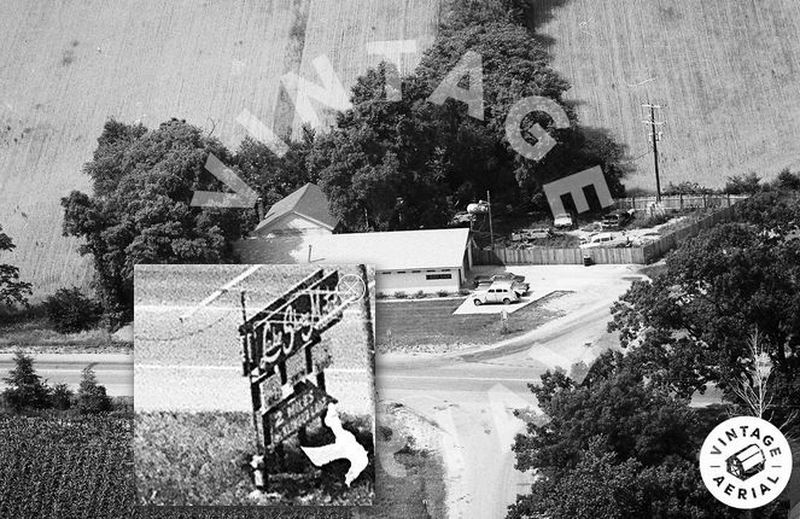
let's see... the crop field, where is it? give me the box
[0,0,441,296]
[534,0,800,190]
[0,416,135,519]
[0,414,437,517]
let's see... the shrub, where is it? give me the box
[44,287,102,333]
[723,172,761,195]
[774,168,800,191]
[436,290,449,297]
[638,213,670,228]
[414,290,426,299]
[77,366,112,414]
[394,291,408,299]
[51,383,73,410]
[458,288,471,296]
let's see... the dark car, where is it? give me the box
[474,272,529,296]
[601,210,634,230]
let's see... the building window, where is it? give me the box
[426,273,452,280]
[396,270,406,274]
[411,270,421,273]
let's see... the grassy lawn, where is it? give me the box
[0,322,131,353]
[0,317,131,353]
[376,293,567,353]
[134,411,375,507]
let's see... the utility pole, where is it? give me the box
[642,103,665,202]
[486,190,494,248]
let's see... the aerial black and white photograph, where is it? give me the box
[1,0,800,518]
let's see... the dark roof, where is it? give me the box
[254,183,338,233]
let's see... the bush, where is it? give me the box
[458,288,471,296]
[723,172,761,195]
[51,383,73,410]
[77,366,112,414]
[774,168,800,191]
[44,287,102,333]
[637,213,670,228]
[394,291,408,299]
[414,290,426,299]
[436,290,450,297]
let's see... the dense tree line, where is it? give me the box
[510,189,800,518]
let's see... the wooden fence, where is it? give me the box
[640,203,739,261]
[474,245,646,265]
[615,194,749,212]
[475,202,742,266]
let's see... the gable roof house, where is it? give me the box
[253,183,338,237]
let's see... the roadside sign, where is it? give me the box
[242,269,343,375]
[265,381,337,444]
[238,266,368,486]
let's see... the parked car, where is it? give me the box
[474,272,529,293]
[579,232,630,249]
[511,228,552,241]
[472,281,521,305]
[451,211,473,225]
[600,210,634,230]
[553,213,574,229]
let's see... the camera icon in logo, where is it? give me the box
[725,443,766,481]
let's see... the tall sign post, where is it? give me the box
[237,268,365,490]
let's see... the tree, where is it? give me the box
[234,126,316,231]
[51,383,74,410]
[1,351,52,411]
[76,366,111,414]
[509,352,741,519]
[44,287,102,333]
[724,171,762,194]
[307,2,628,231]
[62,119,246,322]
[773,168,800,191]
[0,225,32,308]
[663,181,713,195]
[608,193,800,431]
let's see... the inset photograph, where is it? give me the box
[133,264,375,506]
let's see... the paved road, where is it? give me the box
[0,265,658,519]
[0,353,133,396]
[377,264,646,519]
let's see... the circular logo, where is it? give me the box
[699,416,793,509]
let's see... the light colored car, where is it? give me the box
[579,232,630,249]
[473,273,529,296]
[472,281,521,306]
[553,213,574,229]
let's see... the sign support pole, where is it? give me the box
[241,290,267,491]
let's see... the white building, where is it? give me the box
[237,184,473,294]
[236,227,473,295]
